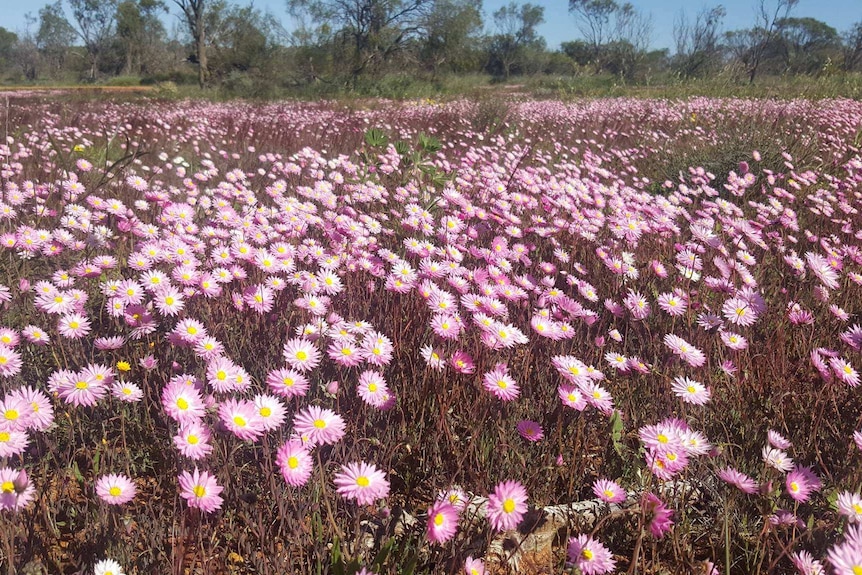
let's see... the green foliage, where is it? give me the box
[364,128,388,148]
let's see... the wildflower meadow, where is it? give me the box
[1,93,862,574]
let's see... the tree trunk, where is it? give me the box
[196,14,208,88]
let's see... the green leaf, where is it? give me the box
[418,132,441,154]
[364,128,388,148]
[71,461,84,483]
[402,550,418,575]
[371,538,395,570]
[610,410,625,456]
[393,140,410,156]
[330,537,344,575]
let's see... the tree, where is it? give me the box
[487,2,544,79]
[568,0,651,75]
[68,0,119,80]
[286,0,436,82]
[673,5,726,78]
[745,0,799,83]
[173,0,209,87]
[116,0,167,75]
[843,21,862,72]
[36,2,77,76]
[208,3,281,75]
[0,28,17,75]
[775,17,838,74]
[419,0,483,76]
[568,0,617,61]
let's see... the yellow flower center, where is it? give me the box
[603,489,614,498]
[109,486,122,497]
[4,410,18,421]
[0,432,9,442]
[260,407,272,417]
[69,321,79,329]
[313,419,326,429]
[296,351,307,361]
[1,481,13,494]
[216,370,226,380]
[582,549,594,561]
[434,513,444,526]
[368,384,377,393]
[233,416,246,427]
[187,435,199,445]
[341,348,352,356]
[502,498,515,514]
[687,386,696,394]
[789,481,799,493]
[176,398,189,410]
[356,476,370,487]
[287,456,299,469]
[75,381,88,390]
[165,297,174,305]
[657,434,668,443]
[193,485,206,498]
[497,380,508,389]
[283,377,294,387]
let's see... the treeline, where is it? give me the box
[0,0,860,94]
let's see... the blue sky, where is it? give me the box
[0,0,859,51]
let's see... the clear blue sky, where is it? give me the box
[0,0,859,51]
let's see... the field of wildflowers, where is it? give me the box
[1,94,862,574]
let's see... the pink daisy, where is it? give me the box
[356,370,390,408]
[218,399,265,442]
[516,420,544,442]
[276,439,313,487]
[830,357,860,387]
[717,467,758,494]
[95,474,137,505]
[567,535,616,575]
[293,406,346,446]
[254,394,286,431]
[671,376,711,405]
[173,421,213,460]
[663,334,707,367]
[464,557,485,575]
[266,367,310,398]
[426,500,459,543]
[486,480,528,532]
[58,313,92,339]
[333,461,390,506]
[0,467,35,511]
[643,493,674,538]
[161,381,205,424]
[558,384,588,411]
[593,478,626,504]
[327,338,364,368]
[7,386,53,431]
[482,364,520,401]
[282,338,321,372]
[786,465,822,503]
[178,468,224,513]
